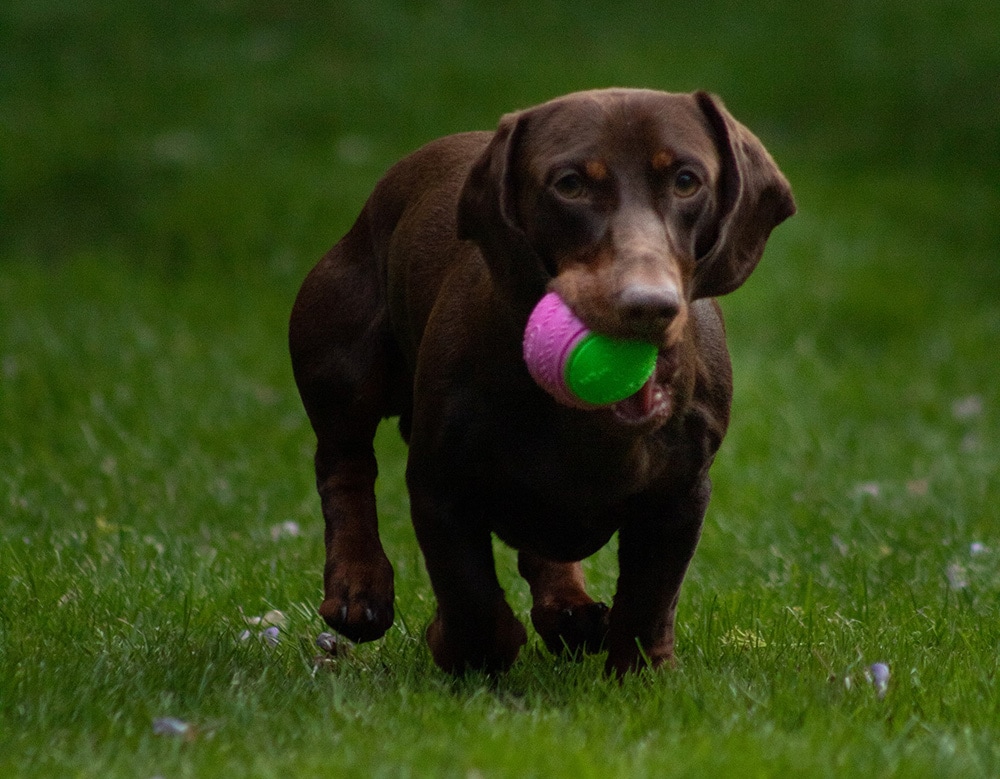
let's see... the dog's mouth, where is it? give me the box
[609,352,676,427]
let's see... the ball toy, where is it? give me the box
[523,291,658,409]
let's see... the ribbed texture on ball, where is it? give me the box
[522,291,591,408]
[523,291,657,409]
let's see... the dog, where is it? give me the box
[289,88,794,677]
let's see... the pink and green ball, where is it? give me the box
[523,291,658,409]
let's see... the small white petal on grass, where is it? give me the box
[312,632,346,671]
[946,562,969,590]
[260,610,287,629]
[951,395,984,421]
[261,626,280,647]
[970,542,990,556]
[867,662,890,699]
[241,608,287,629]
[961,433,981,453]
[270,520,302,541]
[143,535,166,555]
[244,615,262,626]
[238,609,285,648]
[853,482,881,499]
[316,632,339,654]
[152,717,192,738]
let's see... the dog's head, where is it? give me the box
[457,89,795,350]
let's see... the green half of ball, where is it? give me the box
[564,333,658,406]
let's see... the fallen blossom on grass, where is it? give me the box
[270,520,302,541]
[152,717,195,741]
[853,482,881,499]
[242,609,287,629]
[316,632,339,654]
[838,662,891,699]
[946,562,969,591]
[311,631,350,671]
[867,662,890,699]
[238,609,287,648]
[261,626,280,647]
[951,395,984,421]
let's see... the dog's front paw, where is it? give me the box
[426,602,527,675]
[319,554,395,643]
[604,632,675,678]
[531,601,610,658]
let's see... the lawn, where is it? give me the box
[2,0,999,776]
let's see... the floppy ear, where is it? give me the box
[456,110,549,305]
[456,110,527,246]
[691,92,796,300]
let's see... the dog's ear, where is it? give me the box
[456,111,535,259]
[457,110,550,306]
[691,92,796,300]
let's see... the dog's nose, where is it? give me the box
[618,284,681,326]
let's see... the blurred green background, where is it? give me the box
[3,0,998,270]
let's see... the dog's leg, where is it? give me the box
[306,404,396,645]
[408,487,527,674]
[290,242,403,644]
[310,424,395,643]
[517,551,609,657]
[604,477,709,677]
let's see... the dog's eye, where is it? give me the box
[552,172,587,200]
[672,170,702,198]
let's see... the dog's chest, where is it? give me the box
[489,412,674,503]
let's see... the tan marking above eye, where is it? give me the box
[585,160,608,180]
[651,149,675,171]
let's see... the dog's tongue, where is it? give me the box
[612,377,656,422]
[611,375,669,425]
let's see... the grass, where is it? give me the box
[2,0,999,776]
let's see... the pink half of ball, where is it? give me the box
[522,291,594,409]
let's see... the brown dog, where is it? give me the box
[289,88,794,676]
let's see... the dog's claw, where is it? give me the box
[319,555,395,644]
[319,592,395,644]
[320,599,394,644]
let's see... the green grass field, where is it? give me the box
[2,1,999,776]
